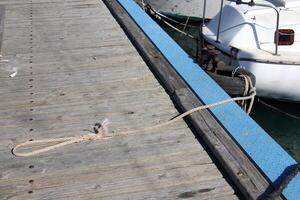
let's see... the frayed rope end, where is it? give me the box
[100,118,110,135]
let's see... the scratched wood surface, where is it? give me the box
[0,0,238,199]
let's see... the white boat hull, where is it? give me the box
[239,61,300,102]
[212,51,300,101]
[145,0,225,19]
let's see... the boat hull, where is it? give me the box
[145,0,225,20]
[239,60,300,102]
[211,51,300,102]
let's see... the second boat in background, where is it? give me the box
[144,0,226,20]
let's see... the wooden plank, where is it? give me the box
[0,5,5,53]
[0,177,233,200]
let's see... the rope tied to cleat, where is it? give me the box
[12,90,256,157]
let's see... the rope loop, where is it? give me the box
[238,74,256,114]
[12,119,111,157]
[12,91,256,157]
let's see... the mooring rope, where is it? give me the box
[12,91,256,157]
[141,1,192,27]
[141,1,196,39]
[258,98,300,120]
[240,74,249,111]
[239,74,255,114]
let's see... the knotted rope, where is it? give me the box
[12,91,256,157]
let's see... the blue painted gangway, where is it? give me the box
[116,0,300,199]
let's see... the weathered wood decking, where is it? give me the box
[0,0,237,199]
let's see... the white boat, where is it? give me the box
[202,0,300,102]
[144,0,226,20]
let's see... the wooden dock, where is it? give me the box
[0,0,238,199]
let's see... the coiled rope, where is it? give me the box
[239,74,255,113]
[12,89,256,157]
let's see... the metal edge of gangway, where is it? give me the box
[103,0,300,199]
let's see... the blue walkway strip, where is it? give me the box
[117,0,300,199]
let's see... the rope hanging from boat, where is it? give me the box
[258,98,300,120]
[12,90,256,157]
[239,74,255,113]
[140,1,196,40]
[141,0,193,27]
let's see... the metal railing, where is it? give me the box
[217,0,281,55]
[216,0,225,42]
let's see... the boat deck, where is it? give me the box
[0,0,237,199]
